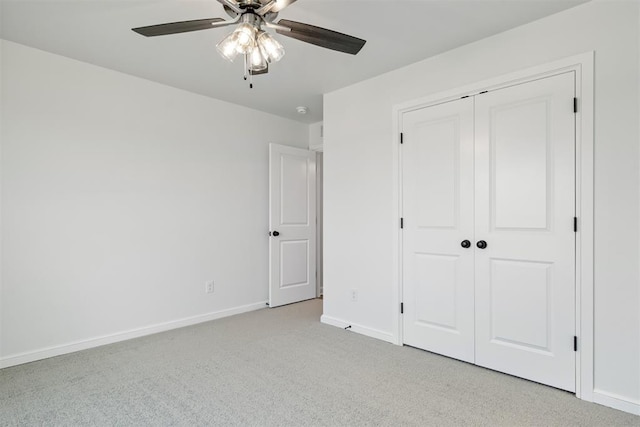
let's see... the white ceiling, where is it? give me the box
[1,0,587,123]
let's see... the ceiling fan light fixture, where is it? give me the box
[133,0,366,90]
[257,31,285,63]
[249,46,268,72]
[216,32,241,62]
[233,22,257,54]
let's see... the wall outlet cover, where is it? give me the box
[205,281,214,294]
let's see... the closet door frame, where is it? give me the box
[392,52,594,401]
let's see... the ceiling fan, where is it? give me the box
[132,0,367,88]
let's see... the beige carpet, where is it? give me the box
[1,299,638,426]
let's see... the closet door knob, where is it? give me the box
[476,240,487,249]
[272,231,280,237]
[461,240,471,248]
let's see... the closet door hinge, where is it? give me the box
[400,302,404,314]
[574,97,578,113]
[574,336,578,352]
[574,217,578,233]
[400,218,404,229]
[400,132,404,144]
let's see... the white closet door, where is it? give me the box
[474,72,576,391]
[402,97,475,363]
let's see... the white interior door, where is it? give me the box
[269,144,316,308]
[402,97,476,363]
[474,72,576,391]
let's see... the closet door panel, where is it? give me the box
[493,99,549,230]
[402,98,475,362]
[474,72,576,392]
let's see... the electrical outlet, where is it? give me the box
[351,289,358,302]
[205,280,214,294]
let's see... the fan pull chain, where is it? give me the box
[242,53,253,89]
[243,54,248,82]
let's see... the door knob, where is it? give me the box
[476,240,487,249]
[272,231,280,237]
[461,240,471,248]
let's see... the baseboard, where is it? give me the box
[0,301,268,369]
[592,389,640,415]
[320,314,396,344]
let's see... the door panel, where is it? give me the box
[493,99,550,230]
[474,72,575,391]
[280,154,310,225]
[414,253,460,330]
[269,144,316,308]
[280,240,309,288]
[402,97,475,363]
[414,116,459,228]
[489,259,553,352]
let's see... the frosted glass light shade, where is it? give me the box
[257,31,285,62]
[216,32,240,62]
[234,23,256,54]
[249,46,268,72]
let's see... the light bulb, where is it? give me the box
[249,46,267,72]
[216,32,240,62]
[257,31,285,63]
[234,23,256,54]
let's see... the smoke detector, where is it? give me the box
[296,106,308,115]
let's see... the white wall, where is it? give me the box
[323,1,640,413]
[308,121,323,151]
[0,40,308,365]
[0,32,4,363]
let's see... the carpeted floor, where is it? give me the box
[1,299,638,426]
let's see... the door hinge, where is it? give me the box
[573,97,578,113]
[400,132,404,144]
[400,218,404,229]
[574,217,578,232]
[400,302,404,314]
[574,336,578,352]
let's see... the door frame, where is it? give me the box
[309,145,324,298]
[391,52,594,401]
[314,151,324,297]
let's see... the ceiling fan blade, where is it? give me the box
[276,19,366,55]
[270,0,298,13]
[132,18,225,37]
